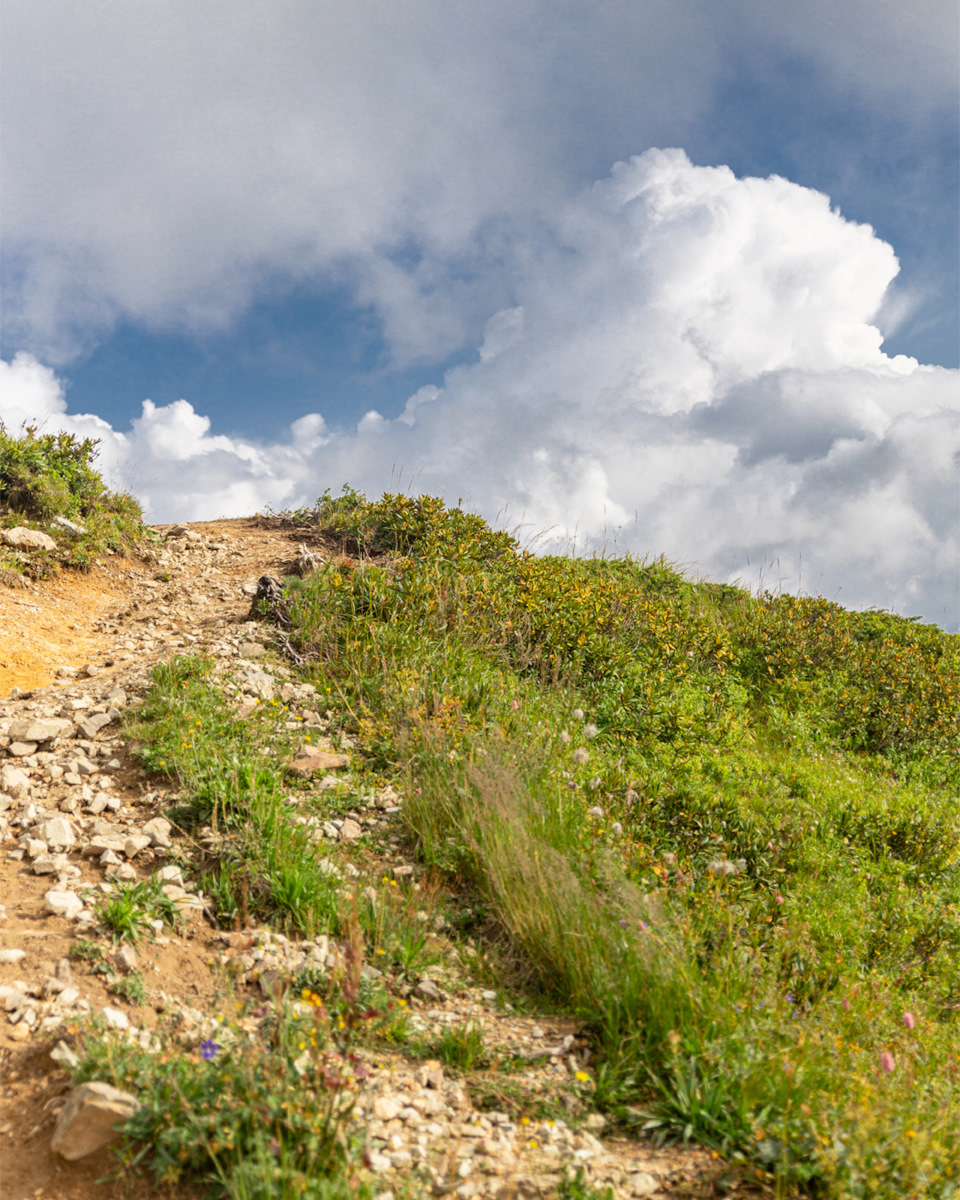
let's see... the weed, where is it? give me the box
[557,1171,616,1200]
[272,488,959,1198]
[107,973,149,1006]
[68,938,105,964]
[94,876,185,944]
[429,1022,489,1072]
[0,421,147,570]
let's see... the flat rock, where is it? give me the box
[123,834,151,859]
[8,717,74,743]
[2,527,57,552]
[102,1006,130,1030]
[8,742,38,757]
[141,817,172,848]
[290,748,350,775]
[50,1081,140,1160]
[52,516,86,536]
[628,1172,661,1196]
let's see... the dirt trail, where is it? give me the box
[0,520,296,1200]
[0,521,721,1200]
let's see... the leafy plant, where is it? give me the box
[94,876,185,944]
[107,972,149,1005]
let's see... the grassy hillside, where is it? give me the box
[270,489,958,1197]
[62,485,958,1199]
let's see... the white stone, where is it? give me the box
[2,527,57,552]
[43,890,84,919]
[628,1172,660,1197]
[39,817,75,848]
[9,717,74,742]
[141,817,172,848]
[101,1006,130,1030]
[372,1095,402,1121]
[0,765,30,799]
[0,948,26,965]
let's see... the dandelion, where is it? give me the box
[559,729,571,743]
[573,708,585,720]
[199,1039,220,1060]
[574,1072,590,1083]
[902,1012,916,1030]
[573,747,590,765]
[584,722,598,739]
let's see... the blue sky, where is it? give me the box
[1,0,958,626]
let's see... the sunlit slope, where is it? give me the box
[278,489,959,1198]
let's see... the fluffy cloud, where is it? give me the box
[2,0,956,365]
[4,151,957,627]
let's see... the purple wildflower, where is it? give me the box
[200,1039,220,1060]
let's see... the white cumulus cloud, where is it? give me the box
[3,151,957,627]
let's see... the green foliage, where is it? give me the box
[0,422,105,517]
[68,969,377,1197]
[68,938,105,964]
[94,876,185,944]
[274,487,959,1199]
[107,972,149,1005]
[556,1171,616,1200]
[0,421,146,573]
[428,1022,489,1072]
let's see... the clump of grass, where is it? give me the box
[68,938,106,964]
[94,876,185,944]
[107,972,149,1005]
[429,1022,489,1072]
